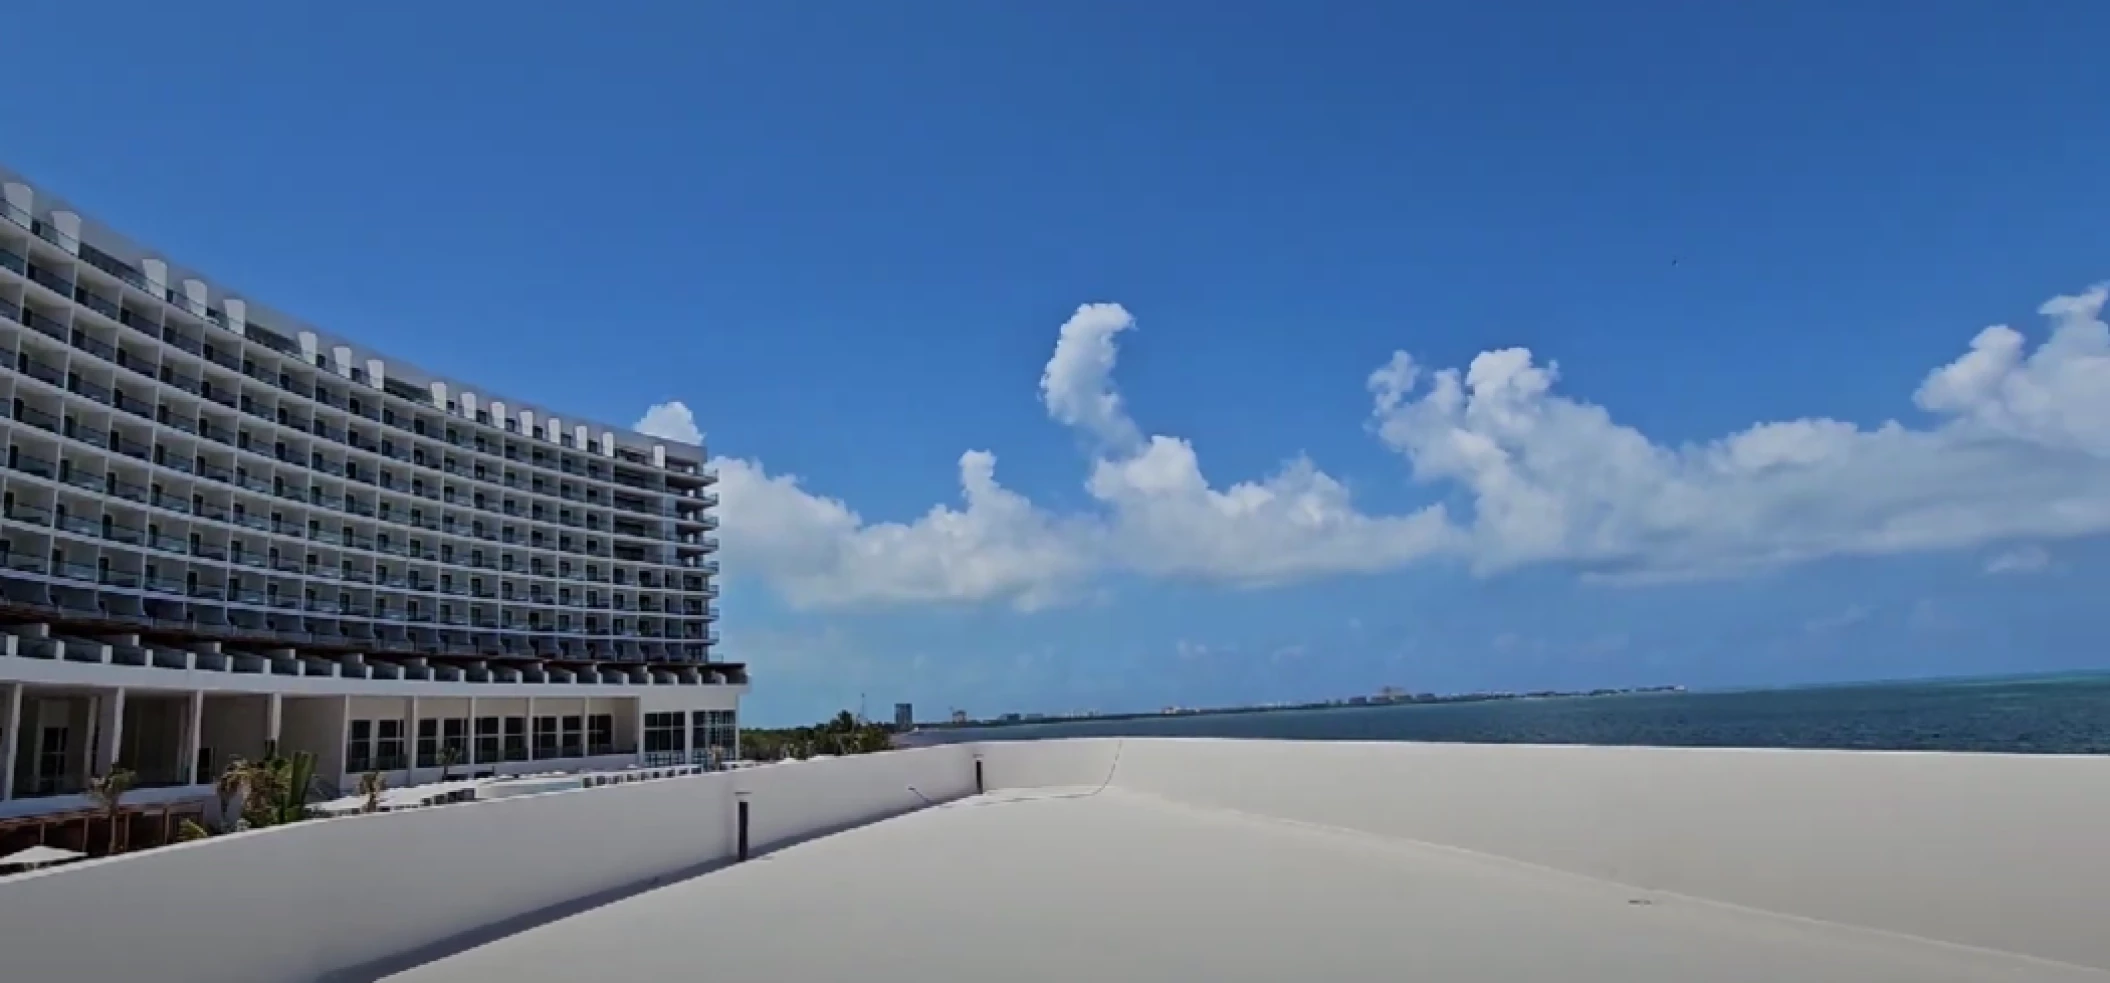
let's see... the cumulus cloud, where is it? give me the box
[662,282,2110,610]
[1368,283,2110,581]
[1039,303,1144,450]
[1058,305,1459,585]
[708,451,1093,611]
[634,400,704,445]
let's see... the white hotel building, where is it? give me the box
[0,165,743,842]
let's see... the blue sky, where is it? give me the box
[7,1,2110,723]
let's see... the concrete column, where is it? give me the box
[338,695,353,784]
[2,683,21,800]
[682,709,695,765]
[183,690,205,785]
[632,699,646,764]
[405,696,419,780]
[266,693,283,756]
[525,696,536,762]
[466,697,478,765]
[731,709,741,761]
[96,688,127,775]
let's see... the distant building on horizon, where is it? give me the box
[894,702,913,729]
[950,709,968,725]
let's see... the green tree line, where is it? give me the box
[739,710,894,760]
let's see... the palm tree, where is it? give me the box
[437,744,463,782]
[357,770,387,814]
[239,751,319,828]
[240,757,285,829]
[84,768,136,854]
[269,751,319,825]
[214,758,251,833]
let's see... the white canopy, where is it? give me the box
[0,845,86,869]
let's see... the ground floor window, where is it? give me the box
[503,716,528,761]
[588,714,615,756]
[642,711,684,765]
[533,716,559,759]
[35,725,69,796]
[376,719,405,770]
[561,715,583,758]
[346,719,373,773]
[441,717,468,764]
[416,719,438,767]
[692,710,736,763]
[474,717,500,763]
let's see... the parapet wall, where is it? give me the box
[979,738,2110,970]
[0,745,975,983]
[1,738,2104,981]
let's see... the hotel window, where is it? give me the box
[474,717,501,763]
[561,715,583,758]
[346,720,374,773]
[442,718,468,761]
[376,719,405,770]
[588,714,614,755]
[693,710,737,761]
[416,719,439,768]
[503,717,528,761]
[533,716,559,759]
[642,712,684,755]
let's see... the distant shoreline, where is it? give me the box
[901,669,2110,737]
[884,672,2110,756]
[915,684,1686,734]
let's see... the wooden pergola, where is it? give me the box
[0,796,212,858]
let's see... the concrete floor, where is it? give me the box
[388,788,2106,982]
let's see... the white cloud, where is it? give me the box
[665,282,2110,610]
[1039,303,1144,450]
[1368,283,2110,582]
[634,400,703,445]
[1984,544,2051,575]
[708,451,1093,611]
[1065,305,1459,586]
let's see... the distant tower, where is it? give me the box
[894,703,915,729]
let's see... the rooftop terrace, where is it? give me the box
[0,739,2104,983]
[390,785,2103,983]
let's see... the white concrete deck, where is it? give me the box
[387,787,2103,983]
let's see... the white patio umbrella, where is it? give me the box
[0,844,87,870]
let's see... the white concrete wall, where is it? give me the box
[734,745,976,852]
[983,739,2110,971]
[0,745,976,983]
[278,695,347,779]
[200,694,271,767]
[974,734,1124,790]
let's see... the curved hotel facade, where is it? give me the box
[0,164,741,836]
